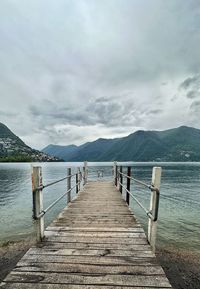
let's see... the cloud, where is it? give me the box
[0,0,200,148]
[186,90,199,99]
[190,100,200,112]
[180,74,200,90]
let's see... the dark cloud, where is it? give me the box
[29,96,137,129]
[147,109,163,115]
[0,0,200,148]
[180,74,200,90]
[95,97,109,103]
[190,100,200,112]
[186,90,199,99]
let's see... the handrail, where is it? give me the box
[31,164,87,242]
[118,171,159,192]
[113,163,162,252]
[36,182,79,219]
[117,180,159,221]
[35,173,77,191]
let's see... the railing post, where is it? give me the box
[76,172,78,194]
[83,161,88,185]
[77,167,81,192]
[119,166,123,193]
[67,168,71,203]
[32,166,44,242]
[113,161,118,186]
[148,167,162,252]
[126,166,131,205]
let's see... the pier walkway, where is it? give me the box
[1,181,172,288]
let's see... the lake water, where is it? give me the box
[0,162,199,253]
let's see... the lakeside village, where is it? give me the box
[0,137,58,162]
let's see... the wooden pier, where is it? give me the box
[1,179,172,288]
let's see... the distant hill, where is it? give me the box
[42,125,200,161]
[0,122,60,162]
[43,144,78,160]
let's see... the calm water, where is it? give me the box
[0,162,199,252]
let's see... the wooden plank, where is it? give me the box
[4,271,172,287]
[45,226,144,232]
[36,242,151,250]
[14,262,165,275]
[44,231,146,238]
[0,181,173,289]
[25,247,154,257]
[0,282,172,289]
[43,236,148,244]
[20,254,159,265]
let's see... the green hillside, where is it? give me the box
[43,126,200,161]
[0,122,59,162]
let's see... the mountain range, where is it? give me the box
[0,122,59,162]
[42,126,200,162]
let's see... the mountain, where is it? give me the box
[42,144,78,160]
[42,126,200,162]
[42,138,119,161]
[0,123,60,162]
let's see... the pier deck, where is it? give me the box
[1,181,172,288]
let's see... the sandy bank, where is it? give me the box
[0,240,200,289]
[0,238,35,282]
[156,246,200,289]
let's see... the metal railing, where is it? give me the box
[31,162,88,241]
[113,162,162,252]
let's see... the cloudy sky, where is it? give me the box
[0,0,200,149]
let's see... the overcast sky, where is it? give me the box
[0,0,200,149]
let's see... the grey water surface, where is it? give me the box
[0,162,199,252]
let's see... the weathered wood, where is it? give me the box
[0,283,172,289]
[1,181,172,289]
[83,161,88,185]
[75,173,78,194]
[24,247,154,257]
[119,166,123,193]
[35,242,152,250]
[4,271,171,287]
[31,166,44,242]
[20,254,159,265]
[14,261,165,274]
[44,230,146,238]
[45,226,143,232]
[66,168,71,203]
[42,236,148,244]
[126,166,131,205]
[77,167,81,192]
[113,161,118,186]
[148,167,162,252]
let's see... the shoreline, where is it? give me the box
[0,238,35,282]
[0,240,200,289]
[156,246,200,289]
